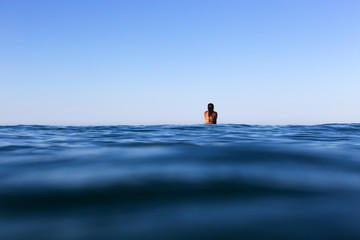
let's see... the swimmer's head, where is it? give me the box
[208,103,214,112]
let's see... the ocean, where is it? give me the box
[1,124,360,240]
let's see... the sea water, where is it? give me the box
[1,124,360,240]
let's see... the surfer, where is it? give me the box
[204,103,217,124]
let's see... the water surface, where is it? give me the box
[1,124,360,239]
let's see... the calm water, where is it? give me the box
[1,124,360,240]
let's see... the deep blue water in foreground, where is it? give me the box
[1,124,360,240]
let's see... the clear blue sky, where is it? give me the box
[1,0,359,125]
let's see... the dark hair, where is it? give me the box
[208,103,214,117]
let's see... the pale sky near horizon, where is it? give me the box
[1,0,359,125]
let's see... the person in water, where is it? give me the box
[204,103,217,124]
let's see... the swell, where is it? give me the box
[1,144,360,214]
[0,179,324,214]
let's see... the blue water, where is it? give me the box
[1,124,360,240]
